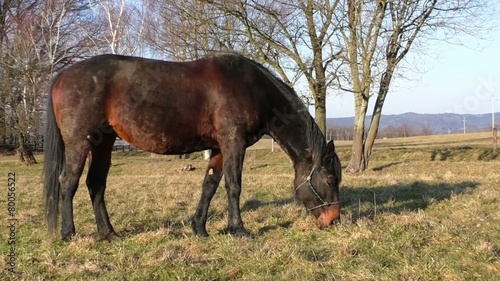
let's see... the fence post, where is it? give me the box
[204,150,211,160]
[493,128,497,153]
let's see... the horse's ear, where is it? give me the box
[326,140,335,152]
[322,140,335,164]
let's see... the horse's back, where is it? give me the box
[51,54,276,154]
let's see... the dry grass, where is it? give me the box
[1,133,499,280]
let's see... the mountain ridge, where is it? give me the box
[327,112,499,135]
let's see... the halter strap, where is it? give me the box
[295,166,339,212]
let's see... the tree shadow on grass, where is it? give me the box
[120,217,190,239]
[241,197,296,212]
[238,181,479,226]
[340,180,479,220]
[240,197,297,235]
[117,181,479,238]
[372,161,403,171]
[115,198,298,239]
[430,147,472,161]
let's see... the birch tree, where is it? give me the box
[87,0,144,55]
[0,0,10,144]
[0,0,92,163]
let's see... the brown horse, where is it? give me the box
[43,53,342,241]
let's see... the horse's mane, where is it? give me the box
[211,53,327,161]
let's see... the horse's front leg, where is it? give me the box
[221,144,250,237]
[192,150,223,237]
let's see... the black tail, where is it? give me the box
[43,74,64,237]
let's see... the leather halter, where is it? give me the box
[295,166,339,211]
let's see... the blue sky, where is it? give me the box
[326,26,500,118]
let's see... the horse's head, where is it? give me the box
[294,140,341,228]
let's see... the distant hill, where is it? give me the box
[327,112,499,135]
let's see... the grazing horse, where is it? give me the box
[43,53,342,241]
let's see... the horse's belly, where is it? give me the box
[110,121,217,155]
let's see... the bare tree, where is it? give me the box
[0,0,10,145]
[85,0,144,55]
[0,0,93,163]
[1,1,48,163]
[420,124,433,136]
[339,0,494,172]
[141,1,344,134]
[142,0,236,159]
[142,0,245,60]
[40,0,94,71]
[201,0,343,134]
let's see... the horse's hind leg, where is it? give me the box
[60,141,91,241]
[85,134,118,241]
[192,149,223,237]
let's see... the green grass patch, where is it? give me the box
[0,133,499,280]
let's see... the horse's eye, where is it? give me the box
[326,176,335,185]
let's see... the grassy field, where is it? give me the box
[1,132,499,280]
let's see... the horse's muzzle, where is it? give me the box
[316,204,341,229]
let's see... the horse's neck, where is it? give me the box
[251,61,324,170]
[268,112,323,170]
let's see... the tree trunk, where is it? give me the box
[363,69,393,167]
[346,95,368,172]
[363,112,381,168]
[0,1,8,146]
[0,99,5,145]
[17,132,37,165]
[314,95,327,135]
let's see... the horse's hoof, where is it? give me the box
[103,232,121,242]
[192,226,210,237]
[227,227,252,238]
[61,232,75,242]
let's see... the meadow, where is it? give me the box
[1,132,499,280]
